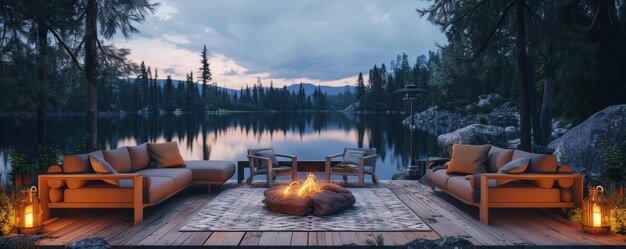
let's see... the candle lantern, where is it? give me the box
[582,186,611,234]
[15,186,43,234]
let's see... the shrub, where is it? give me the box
[0,185,16,236]
[477,116,489,125]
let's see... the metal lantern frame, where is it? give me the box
[393,85,429,179]
[582,185,611,234]
[15,186,43,234]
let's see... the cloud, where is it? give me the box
[115,0,444,88]
[154,1,178,21]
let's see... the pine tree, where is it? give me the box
[356,72,366,102]
[198,45,212,111]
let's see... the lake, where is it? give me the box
[0,112,444,183]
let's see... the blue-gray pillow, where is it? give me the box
[341,149,367,166]
[496,157,530,186]
[255,149,279,168]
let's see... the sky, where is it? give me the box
[113,0,446,90]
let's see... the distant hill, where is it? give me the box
[147,79,355,96]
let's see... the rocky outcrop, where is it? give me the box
[66,237,111,249]
[437,124,508,153]
[403,106,477,134]
[549,105,626,177]
[405,236,475,249]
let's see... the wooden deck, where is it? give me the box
[35,180,625,248]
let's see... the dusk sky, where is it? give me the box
[114,0,446,90]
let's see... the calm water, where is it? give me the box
[0,112,444,182]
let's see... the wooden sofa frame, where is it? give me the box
[38,173,220,225]
[431,173,583,224]
[433,173,583,224]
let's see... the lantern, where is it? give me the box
[582,186,611,234]
[15,186,43,234]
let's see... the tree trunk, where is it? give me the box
[539,75,555,145]
[36,21,48,149]
[85,0,98,151]
[516,0,531,151]
[528,56,541,147]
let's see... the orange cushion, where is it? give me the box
[147,142,185,168]
[447,144,491,174]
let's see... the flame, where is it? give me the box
[283,173,321,196]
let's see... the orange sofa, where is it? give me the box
[425,145,583,224]
[38,143,235,224]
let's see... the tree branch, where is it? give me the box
[47,27,83,70]
[472,1,516,60]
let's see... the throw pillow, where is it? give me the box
[446,144,491,174]
[255,149,279,168]
[147,142,186,168]
[495,157,530,186]
[89,155,119,186]
[341,149,367,166]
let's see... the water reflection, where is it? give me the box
[0,113,444,181]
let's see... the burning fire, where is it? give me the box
[283,173,321,196]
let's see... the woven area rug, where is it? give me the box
[180,187,430,232]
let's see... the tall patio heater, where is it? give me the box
[394,85,428,179]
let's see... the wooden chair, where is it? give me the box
[325,148,378,187]
[246,148,297,186]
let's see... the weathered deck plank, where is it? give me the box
[34,180,626,247]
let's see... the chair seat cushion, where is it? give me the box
[184,160,236,182]
[135,168,193,189]
[64,176,175,204]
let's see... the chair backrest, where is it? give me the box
[343,147,377,166]
[247,148,274,169]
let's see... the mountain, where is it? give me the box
[285,83,354,96]
[146,79,355,96]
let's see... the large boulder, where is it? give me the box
[549,105,626,177]
[405,236,475,249]
[437,124,508,153]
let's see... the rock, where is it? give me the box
[262,183,355,216]
[504,126,516,133]
[263,186,313,216]
[554,128,567,135]
[549,105,626,177]
[0,235,43,249]
[437,124,508,153]
[405,236,475,249]
[310,184,355,216]
[66,237,111,249]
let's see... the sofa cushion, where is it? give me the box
[63,176,175,204]
[127,143,151,171]
[451,178,561,204]
[488,182,560,203]
[447,144,491,174]
[556,165,574,188]
[62,150,102,189]
[89,155,119,186]
[102,147,132,173]
[446,176,479,203]
[46,165,65,189]
[135,168,192,189]
[148,142,186,168]
[495,157,530,186]
[426,168,458,191]
[512,150,557,188]
[486,146,515,173]
[184,160,236,182]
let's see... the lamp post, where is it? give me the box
[394,85,428,179]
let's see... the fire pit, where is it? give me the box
[262,174,355,216]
